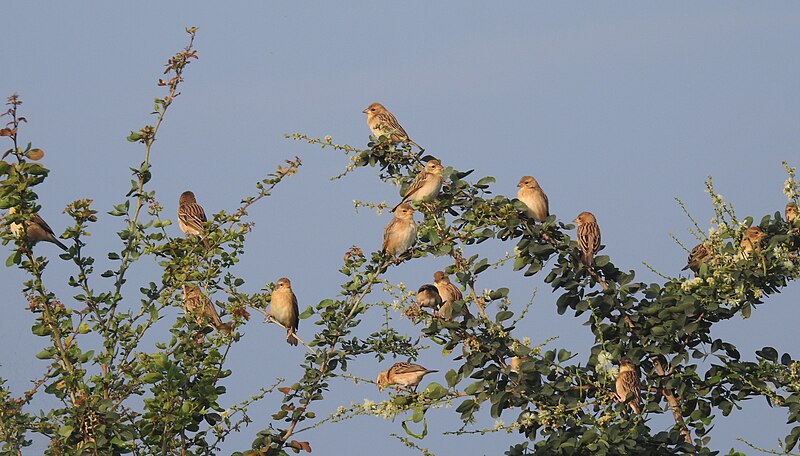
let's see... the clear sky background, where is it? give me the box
[1,3,799,455]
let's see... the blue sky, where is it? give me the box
[1,3,799,454]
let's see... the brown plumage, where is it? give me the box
[682,243,711,274]
[615,358,642,414]
[517,176,549,222]
[382,204,417,257]
[392,160,444,212]
[270,277,299,346]
[416,284,442,311]
[740,226,768,254]
[178,191,207,241]
[182,285,231,336]
[433,271,467,319]
[363,102,424,151]
[7,207,67,251]
[376,362,437,391]
[573,211,601,268]
[786,202,797,224]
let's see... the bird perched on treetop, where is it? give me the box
[573,211,601,268]
[786,202,797,224]
[269,277,300,346]
[517,176,549,222]
[182,285,232,336]
[177,191,209,247]
[7,207,67,251]
[382,204,417,257]
[615,358,642,414]
[392,160,444,212]
[363,102,424,151]
[740,226,768,254]
[416,284,442,311]
[376,362,437,391]
[682,243,711,275]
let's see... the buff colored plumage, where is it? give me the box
[682,243,711,274]
[616,358,642,414]
[786,202,797,224]
[416,284,442,311]
[517,176,549,222]
[270,278,300,346]
[392,160,444,212]
[740,227,767,254]
[382,204,417,257]
[7,207,67,251]
[363,102,424,151]
[433,271,467,319]
[182,285,231,336]
[177,191,208,245]
[574,212,601,268]
[376,362,437,391]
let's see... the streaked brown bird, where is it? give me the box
[517,176,549,222]
[270,277,299,346]
[178,191,208,246]
[376,362,437,391]
[682,243,711,274]
[786,202,797,223]
[182,285,232,336]
[363,102,424,151]
[7,207,67,251]
[574,211,601,268]
[615,358,642,414]
[433,271,467,319]
[382,204,417,257]
[740,226,767,254]
[392,160,444,212]
[416,284,442,311]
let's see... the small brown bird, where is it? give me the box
[363,102,424,151]
[178,191,208,246]
[433,271,467,319]
[382,204,417,257]
[7,207,67,251]
[376,362,437,391]
[270,277,299,346]
[740,226,768,254]
[682,243,711,274]
[182,285,232,336]
[573,211,601,268]
[392,160,444,212]
[416,284,442,311]
[517,176,549,222]
[615,358,642,414]
[510,356,529,374]
[786,202,797,223]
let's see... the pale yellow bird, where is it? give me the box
[615,358,642,414]
[392,160,444,212]
[376,362,437,391]
[433,271,467,319]
[7,207,67,251]
[517,176,549,222]
[573,211,601,268]
[270,277,299,346]
[682,243,711,275]
[382,204,417,257]
[416,284,442,311]
[363,102,424,151]
[786,202,797,223]
[740,226,767,254]
[182,285,232,336]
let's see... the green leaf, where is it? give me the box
[5,251,21,267]
[58,425,74,438]
[299,306,314,319]
[445,369,458,388]
[495,310,513,322]
[424,382,447,400]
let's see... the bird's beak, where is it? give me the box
[362,108,369,114]
[572,218,579,223]
[517,182,523,188]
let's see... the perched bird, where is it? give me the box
[7,207,67,251]
[416,284,442,311]
[433,271,467,319]
[740,226,768,254]
[392,160,444,212]
[270,277,299,346]
[177,191,208,246]
[382,204,417,257]
[376,362,437,391]
[510,356,529,374]
[517,176,549,222]
[787,202,797,223]
[182,285,232,336]
[573,211,601,268]
[615,358,642,414]
[682,243,711,274]
[363,102,424,151]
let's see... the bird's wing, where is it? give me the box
[377,112,408,138]
[382,218,399,251]
[291,292,299,330]
[179,203,207,231]
[32,214,56,236]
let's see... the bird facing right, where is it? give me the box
[6,207,68,251]
[787,202,797,224]
[363,102,424,151]
[517,176,549,222]
[382,204,417,257]
[573,211,601,268]
[376,362,437,391]
[270,277,300,346]
[740,226,768,254]
[615,358,642,414]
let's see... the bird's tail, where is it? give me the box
[407,139,425,152]
[218,323,233,337]
[287,329,298,346]
[50,236,68,252]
